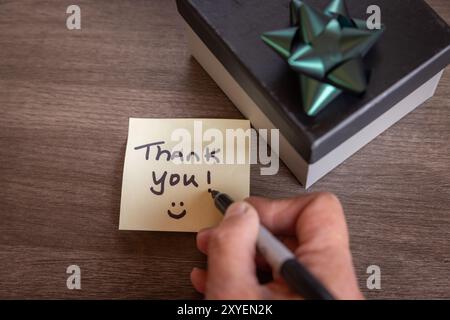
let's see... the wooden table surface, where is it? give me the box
[0,0,449,299]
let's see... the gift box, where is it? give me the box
[176,0,450,188]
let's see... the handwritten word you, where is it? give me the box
[149,170,200,196]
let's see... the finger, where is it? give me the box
[246,193,347,247]
[206,201,261,299]
[190,267,207,294]
[288,194,361,299]
[197,228,295,257]
[196,227,214,255]
[246,194,319,236]
[197,225,286,272]
[199,229,272,271]
[294,192,348,251]
[248,193,362,299]
[278,235,298,252]
[262,279,302,300]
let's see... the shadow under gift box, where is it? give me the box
[176,0,450,188]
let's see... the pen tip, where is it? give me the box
[210,190,219,198]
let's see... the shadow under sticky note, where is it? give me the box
[119,118,251,232]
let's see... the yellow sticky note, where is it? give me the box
[119,118,250,232]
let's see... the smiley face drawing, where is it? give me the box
[167,201,187,219]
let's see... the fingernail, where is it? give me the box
[191,267,200,274]
[224,201,249,219]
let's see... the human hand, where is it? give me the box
[191,192,363,300]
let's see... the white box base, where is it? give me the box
[185,22,444,188]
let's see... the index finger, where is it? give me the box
[246,192,348,247]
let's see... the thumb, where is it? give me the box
[206,201,261,299]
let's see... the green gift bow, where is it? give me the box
[261,0,384,116]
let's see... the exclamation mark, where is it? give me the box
[207,170,212,193]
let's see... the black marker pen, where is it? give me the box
[210,190,335,300]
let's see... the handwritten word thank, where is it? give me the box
[134,141,220,164]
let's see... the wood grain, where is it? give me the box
[0,0,449,299]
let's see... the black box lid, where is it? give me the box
[177,0,450,163]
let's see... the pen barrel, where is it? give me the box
[257,226,294,272]
[280,259,335,300]
[257,226,334,300]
